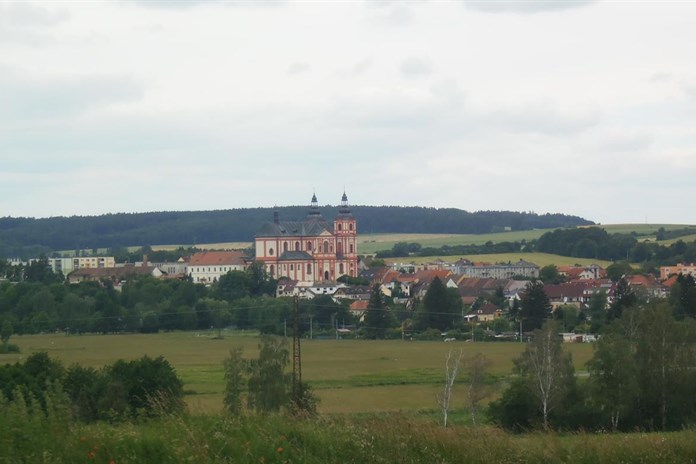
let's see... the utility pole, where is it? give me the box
[292,295,302,406]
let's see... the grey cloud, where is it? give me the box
[128,0,285,9]
[336,57,373,78]
[400,58,433,78]
[485,100,601,136]
[464,0,597,14]
[649,72,672,83]
[0,3,70,27]
[0,67,144,122]
[601,132,653,152]
[287,62,311,75]
[326,81,464,129]
[0,3,69,45]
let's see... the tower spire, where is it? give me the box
[307,192,323,220]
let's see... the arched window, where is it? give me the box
[283,242,289,252]
[339,263,344,274]
[349,223,353,231]
[323,241,329,253]
[307,241,312,251]
[269,265,275,277]
[338,223,342,231]
[290,264,294,271]
[307,264,312,274]
[337,242,343,255]
[324,270,329,280]
[349,244,354,253]
[269,248,274,256]
[295,241,300,251]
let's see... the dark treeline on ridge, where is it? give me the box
[0,206,592,258]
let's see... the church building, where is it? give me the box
[255,193,358,283]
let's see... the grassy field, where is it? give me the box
[386,252,613,268]
[599,223,693,235]
[357,230,554,255]
[2,332,595,415]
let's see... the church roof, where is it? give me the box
[278,251,313,261]
[256,220,330,237]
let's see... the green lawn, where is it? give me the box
[3,332,594,414]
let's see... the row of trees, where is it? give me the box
[0,353,184,422]
[536,226,696,267]
[0,207,592,258]
[490,303,696,432]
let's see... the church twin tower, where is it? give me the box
[254,193,358,283]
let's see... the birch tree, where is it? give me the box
[514,320,574,430]
[466,352,492,426]
[437,348,464,428]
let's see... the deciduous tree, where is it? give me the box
[514,320,574,430]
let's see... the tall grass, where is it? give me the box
[3,387,696,464]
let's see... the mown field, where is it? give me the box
[385,252,613,268]
[2,332,595,415]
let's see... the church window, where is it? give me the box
[323,241,329,253]
[307,241,312,250]
[269,248,274,256]
[338,223,342,231]
[339,263,344,274]
[295,241,300,251]
[283,242,289,252]
[349,244,354,253]
[270,265,275,276]
[307,264,312,274]
[349,223,353,231]
[290,264,294,271]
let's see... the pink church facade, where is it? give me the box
[255,193,358,283]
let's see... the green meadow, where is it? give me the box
[3,332,595,415]
[6,332,696,463]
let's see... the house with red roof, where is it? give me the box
[187,250,249,284]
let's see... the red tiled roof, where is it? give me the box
[413,269,451,284]
[189,251,246,266]
[543,282,588,299]
[478,303,499,315]
[349,300,369,311]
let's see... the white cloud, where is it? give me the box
[463,0,597,14]
[0,65,144,122]
[1,0,696,223]
[400,57,433,78]
[287,62,311,75]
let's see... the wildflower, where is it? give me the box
[277,447,283,453]
[88,451,95,459]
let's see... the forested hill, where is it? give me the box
[0,206,592,257]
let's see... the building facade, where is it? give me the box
[40,256,116,275]
[255,193,358,283]
[660,263,696,280]
[454,259,539,279]
[187,251,247,284]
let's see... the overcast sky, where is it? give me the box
[2,1,695,224]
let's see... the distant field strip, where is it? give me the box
[358,230,553,254]
[139,224,695,255]
[386,252,613,268]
